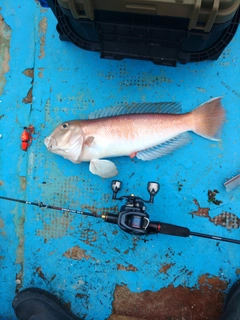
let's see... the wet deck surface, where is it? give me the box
[0,2,240,319]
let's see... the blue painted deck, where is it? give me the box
[0,1,240,319]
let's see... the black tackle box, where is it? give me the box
[40,0,240,66]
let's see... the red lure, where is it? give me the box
[21,125,35,151]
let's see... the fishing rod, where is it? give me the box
[0,195,97,217]
[1,180,240,245]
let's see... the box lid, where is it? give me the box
[57,0,240,32]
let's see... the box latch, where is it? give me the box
[189,0,220,32]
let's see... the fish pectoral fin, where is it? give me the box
[136,133,192,161]
[85,136,95,147]
[89,159,118,178]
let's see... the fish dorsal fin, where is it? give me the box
[136,133,191,161]
[88,102,182,119]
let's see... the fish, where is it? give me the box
[44,98,225,178]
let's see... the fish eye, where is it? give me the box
[61,123,69,130]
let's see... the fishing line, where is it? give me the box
[1,180,240,245]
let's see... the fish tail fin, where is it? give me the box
[191,97,225,141]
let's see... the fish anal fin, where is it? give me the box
[136,133,191,161]
[89,159,118,178]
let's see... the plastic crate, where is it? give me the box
[57,0,239,32]
[46,0,240,66]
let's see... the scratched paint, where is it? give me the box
[22,68,34,104]
[0,15,11,96]
[11,205,25,293]
[19,176,26,190]
[38,17,47,59]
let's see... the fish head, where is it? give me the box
[44,121,85,163]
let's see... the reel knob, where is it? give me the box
[147,182,160,203]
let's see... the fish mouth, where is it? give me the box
[44,133,83,163]
[44,136,55,150]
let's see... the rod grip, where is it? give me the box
[148,221,190,237]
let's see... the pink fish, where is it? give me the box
[44,98,225,178]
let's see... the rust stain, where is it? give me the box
[109,275,227,320]
[0,218,6,236]
[63,245,95,261]
[117,264,138,272]
[39,36,45,59]
[38,17,47,59]
[36,266,46,281]
[22,68,34,104]
[78,228,98,246]
[209,212,240,230]
[36,267,56,284]
[12,205,25,293]
[208,190,222,206]
[22,68,34,78]
[22,87,33,104]
[191,199,240,230]
[15,270,23,293]
[75,293,89,300]
[39,17,47,33]
[0,217,5,236]
[0,14,12,96]
[36,211,75,239]
[38,67,44,78]
[19,176,26,190]
[221,81,240,99]
[0,180,4,186]
[0,218,4,228]
[191,199,210,218]
[159,263,175,274]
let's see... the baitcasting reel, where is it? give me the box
[101,180,160,235]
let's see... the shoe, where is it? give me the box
[221,280,240,320]
[12,287,82,320]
